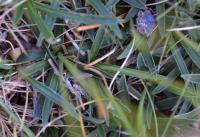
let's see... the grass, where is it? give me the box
[1,0,200,137]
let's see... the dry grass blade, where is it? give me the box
[167,25,200,31]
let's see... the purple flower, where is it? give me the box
[136,10,156,36]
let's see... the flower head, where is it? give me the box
[136,9,156,36]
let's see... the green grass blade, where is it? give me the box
[34,2,119,25]
[89,27,105,62]
[124,7,138,23]
[133,28,156,73]
[171,40,194,114]
[156,1,166,37]
[42,74,59,125]
[123,0,146,9]
[26,0,54,43]
[25,60,48,77]
[181,74,200,84]
[136,92,146,136]
[181,42,200,69]
[152,66,180,94]
[34,95,45,120]
[116,75,129,101]
[12,3,24,25]
[37,0,59,46]
[172,48,189,74]
[17,50,45,62]
[174,31,200,53]
[117,41,135,60]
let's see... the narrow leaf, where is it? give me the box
[34,2,119,25]
[27,0,54,43]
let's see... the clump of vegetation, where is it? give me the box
[1,0,200,137]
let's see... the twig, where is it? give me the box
[19,82,29,131]
[75,24,101,32]
[65,30,85,56]
[85,48,116,68]
[109,39,135,90]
